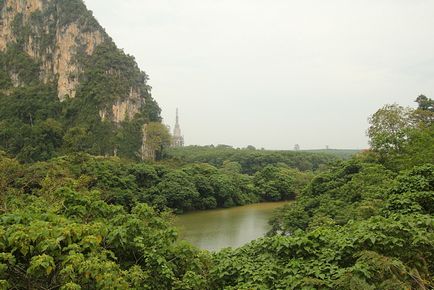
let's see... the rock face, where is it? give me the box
[103,88,143,123]
[0,0,161,160]
[53,22,104,100]
[1,0,100,100]
[0,0,152,124]
[0,0,42,49]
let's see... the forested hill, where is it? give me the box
[0,0,162,163]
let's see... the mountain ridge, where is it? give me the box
[0,0,162,162]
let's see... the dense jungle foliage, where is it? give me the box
[1,0,434,287]
[211,96,434,289]
[0,97,433,289]
[0,153,312,214]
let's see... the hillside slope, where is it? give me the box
[0,0,161,161]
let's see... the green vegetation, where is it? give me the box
[0,97,432,289]
[0,159,210,288]
[367,96,434,170]
[1,0,433,288]
[0,153,312,214]
[0,147,313,288]
[165,146,339,174]
[56,0,101,29]
[210,97,434,289]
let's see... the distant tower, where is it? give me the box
[294,144,300,151]
[172,108,184,147]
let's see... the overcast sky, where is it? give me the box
[84,0,434,150]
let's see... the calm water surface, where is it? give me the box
[174,201,288,251]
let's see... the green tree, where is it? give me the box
[415,94,434,112]
[253,166,296,201]
[367,104,415,155]
[144,122,171,161]
[156,170,200,212]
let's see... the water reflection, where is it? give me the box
[174,201,288,251]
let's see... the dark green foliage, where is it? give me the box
[156,171,200,211]
[75,42,149,108]
[268,161,396,234]
[0,151,312,288]
[56,0,101,30]
[0,82,64,162]
[0,188,211,289]
[0,84,61,124]
[212,164,434,289]
[416,94,434,112]
[211,213,434,289]
[253,166,297,201]
[0,44,40,87]
[115,119,146,160]
[0,154,310,213]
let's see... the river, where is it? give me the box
[174,201,288,251]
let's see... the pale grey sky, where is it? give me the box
[85,0,434,149]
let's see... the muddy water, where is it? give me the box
[174,201,288,251]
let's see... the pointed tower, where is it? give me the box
[172,108,184,147]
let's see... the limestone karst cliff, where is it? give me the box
[0,0,161,161]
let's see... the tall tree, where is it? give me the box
[367,104,415,154]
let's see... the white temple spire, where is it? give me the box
[172,108,184,147]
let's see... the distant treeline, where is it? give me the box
[301,149,361,159]
[164,146,344,174]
